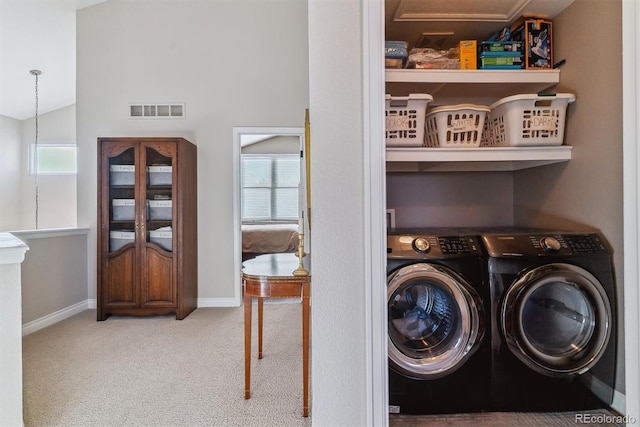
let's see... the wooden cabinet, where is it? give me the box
[97,137,197,320]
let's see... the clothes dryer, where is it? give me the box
[387,230,490,414]
[482,231,616,411]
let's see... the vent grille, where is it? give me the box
[129,103,185,119]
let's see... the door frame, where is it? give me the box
[232,126,306,305]
[622,0,640,420]
[365,1,639,424]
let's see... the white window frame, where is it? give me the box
[29,144,77,175]
[241,153,300,222]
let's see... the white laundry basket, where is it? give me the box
[385,94,433,147]
[482,93,576,146]
[424,104,490,148]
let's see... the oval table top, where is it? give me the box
[242,253,310,279]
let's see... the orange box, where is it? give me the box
[511,17,553,69]
[459,40,477,69]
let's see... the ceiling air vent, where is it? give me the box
[129,103,185,119]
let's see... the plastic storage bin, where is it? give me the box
[150,228,172,251]
[110,230,134,252]
[148,199,172,220]
[112,199,135,221]
[148,165,172,186]
[110,165,135,186]
[385,41,408,69]
[385,94,433,147]
[424,104,490,148]
[482,93,576,146]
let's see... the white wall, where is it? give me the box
[0,115,23,230]
[0,105,76,232]
[76,0,309,303]
[19,105,77,230]
[14,229,89,327]
[387,172,514,228]
[515,0,625,394]
[0,233,29,426]
[308,0,370,424]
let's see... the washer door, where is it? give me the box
[501,263,612,378]
[387,263,484,379]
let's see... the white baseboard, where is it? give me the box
[21,297,240,336]
[22,300,91,336]
[197,297,240,307]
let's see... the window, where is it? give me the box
[30,144,77,175]
[241,154,300,221]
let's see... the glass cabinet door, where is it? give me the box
[107,147,137,253]
[144,145,174,252]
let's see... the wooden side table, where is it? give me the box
[242,253,311,417]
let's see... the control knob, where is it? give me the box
[412,237,430,254]
[540,236,562,252]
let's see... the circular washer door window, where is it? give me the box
[501,263,612,377]
[387,263,484,379]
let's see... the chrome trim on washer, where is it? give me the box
[387,263,484,379]
[501,263,611,377]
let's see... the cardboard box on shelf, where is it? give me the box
[512,17,553,69]
[458,40,477,70]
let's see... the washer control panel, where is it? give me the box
[388,233,482,258]
[482,232,607,257]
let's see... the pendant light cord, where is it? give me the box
[31,69,41,229]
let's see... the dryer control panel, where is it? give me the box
[482,232,608,257]
[387,233,482,259]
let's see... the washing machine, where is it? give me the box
[482,231,617,412]
[387,229,490,415]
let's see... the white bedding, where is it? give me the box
[242,223,299,254]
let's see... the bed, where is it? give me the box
[242,223,299,261]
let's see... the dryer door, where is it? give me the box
[387,263,484,379]
[501,263,612,377]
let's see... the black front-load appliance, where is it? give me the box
[387,229,490,415]
[482,231,617,412]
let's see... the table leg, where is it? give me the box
[302,281,310,417]
[244,290,252,399]
[258,297,264,359]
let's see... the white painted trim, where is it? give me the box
[197,297,241,308]
[232,126,306,309]
[21,297,241,337]
[22,300,90,336]
[364,0,388,426]
[623,0,640,424]
[0,234,29,265]
[232,128,243,307]
[10,227,89,240]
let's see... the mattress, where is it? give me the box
[242,223,299,254]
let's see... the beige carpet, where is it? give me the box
[22,304,311,427]
[22,304,623,427]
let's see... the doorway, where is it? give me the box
[232,127,307,304]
